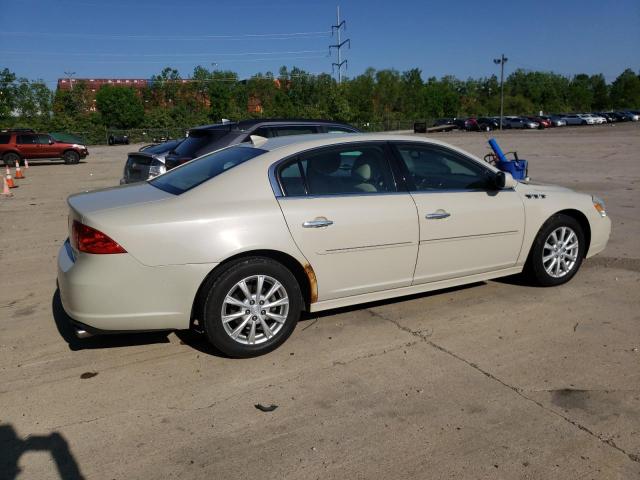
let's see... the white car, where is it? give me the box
[57,134,611,357]
[563,114,593,125]
[585,114,606,124]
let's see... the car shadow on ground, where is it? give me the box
[52,289,170,351]
[52,280,499,358]
[0,424,85,480]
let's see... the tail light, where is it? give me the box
[72,220,126,254]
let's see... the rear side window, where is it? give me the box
[273,126,318,137]
[150,145,267,195]
[17,134,36,144]
[279,144,396,196]
[0,134,10,144]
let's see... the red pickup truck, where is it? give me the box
[0,129,89,165]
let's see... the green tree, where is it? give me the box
[95,85,144,128]
[610,69,640,109]
[0,68,17,119]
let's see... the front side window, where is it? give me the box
[279,144,396,196]
[393,143,494,191]
[37,134,52,144]
[150,145,267,195]
[0,134,10,144]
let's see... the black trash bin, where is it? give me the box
[414,122,427,133]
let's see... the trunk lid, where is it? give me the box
[68,183,173,217]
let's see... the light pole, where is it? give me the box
[64,71,76,90]
[493,54,508,130]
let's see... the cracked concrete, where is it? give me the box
[1,125,639,479]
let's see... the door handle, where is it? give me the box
[302,218,334,228]
[426,211,451,220]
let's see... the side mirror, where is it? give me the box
[494,171,518,189]
[49,139,54,145]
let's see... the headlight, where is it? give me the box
[592,195,607,217]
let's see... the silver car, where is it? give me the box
[120,139,183,184]
[503,117,539,129]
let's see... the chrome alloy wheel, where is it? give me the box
[542,226,579,278]
[221,275,289,345]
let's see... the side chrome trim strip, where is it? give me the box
[420,230,519,244]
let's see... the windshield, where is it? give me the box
[150,145,267,195]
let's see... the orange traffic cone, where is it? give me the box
[1,175,13,196]
[14,160,24,179]
[24,158,29,169]
[5,166,16,189]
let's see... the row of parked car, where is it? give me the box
[433,110,640,132]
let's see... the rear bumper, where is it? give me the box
[57,240,216,332]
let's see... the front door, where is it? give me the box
[276,142,419,301]
[390,142,525,284]
[37,134,57,158]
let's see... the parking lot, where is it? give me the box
[1,123,639,479]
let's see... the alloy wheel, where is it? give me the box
[542,226,579,278]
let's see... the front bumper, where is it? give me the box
[586,214,612,258]
[57,240,216,332]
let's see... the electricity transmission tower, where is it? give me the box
[330,6,350,83]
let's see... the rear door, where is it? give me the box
[391,142,524,284]
[16,134,41,158]
[276,142,419,301]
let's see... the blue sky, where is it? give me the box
[1,0,638,87]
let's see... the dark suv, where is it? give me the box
[0,130,89,165]
[163,119,359,171]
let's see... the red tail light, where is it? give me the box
[72,220,126,254]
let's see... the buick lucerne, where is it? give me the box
[57,134,611,357]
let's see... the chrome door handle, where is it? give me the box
[426,211,450,220]
[302,218,334,228]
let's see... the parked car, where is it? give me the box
[164,119,360,171]
[477,117,500,131]
[0,130,88,165]
[542,115,567,127]
[528,117,551,129]
[433,118,455,127]
[595,112,615,123]
[121,139,184,184]
[451,118,481,131]
[108,134,129,145]
[612,111,632,122]
[624,111,640,122]
[584,113,606,124]
[563,114,590,126]
[57,133,610,357]
[503,117,539,129]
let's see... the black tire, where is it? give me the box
[524,214,585,287]
[63,150,80,165]
[202,257,303,358]
[3,152,20,167]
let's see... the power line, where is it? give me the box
[0,30,331,41]
[0,49,328,58]
[2,55,328,66]
[329,6,350,83]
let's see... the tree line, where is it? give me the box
[1,65,639,143]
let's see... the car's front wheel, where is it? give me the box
[63,150,80,165]
[525,214,585,286]
[202,257,302,357]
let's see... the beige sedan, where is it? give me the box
[57,133,611,357]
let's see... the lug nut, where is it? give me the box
[250,300,255,305]
[252,315,257,320]
[261,310,266,315]
[259,300,264,305]
[245,310,250,314]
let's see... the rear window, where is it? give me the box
[0,134,10,144]
[150,145,267,195]
[173,129,229,156]
[145,139,182,155]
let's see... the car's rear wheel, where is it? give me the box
[525,214,585,286]
[63,150,80,165]
[202,257,302,357]
[3,152,20,167]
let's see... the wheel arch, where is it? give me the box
[555,209,591,257]
[2,150,22,159]
[190,249,316,328]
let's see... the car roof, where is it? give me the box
[191,118,357,133]
[243,132,477,157]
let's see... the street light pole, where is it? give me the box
[493,54,508,130]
